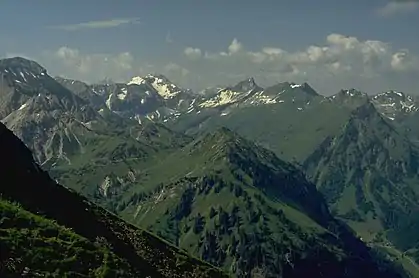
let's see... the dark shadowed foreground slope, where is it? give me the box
[0,122,226,277]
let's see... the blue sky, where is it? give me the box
[0,0,418,95]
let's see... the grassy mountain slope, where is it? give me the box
[90,127,406,278]
[0,199,139,277]
[0,122,226,277]
[303,102,419,247]
[169,85,369,162]
[49,121,190,199]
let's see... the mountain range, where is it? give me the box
[1,56,419,277]
[0,121,226,277]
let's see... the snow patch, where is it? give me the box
[127,76,146,86]
[18,103,28,110]
[19,72,27,82]
[106,94,113,109]
[200,89,254,108]
[380,103,396,107]
[150,77,181,99]
[117,89,127,100]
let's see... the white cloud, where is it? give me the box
[5,32,418,95]
[228,38,243,54]
[391,50,419,71]
[262,47,284,56]
[326,34,359,49]
[40,46,135,82]
[18,46,194,89]
[247,51,268,64]
[47,18,141,31]
[183,33,419,94]
[184,47,202,59]
[5,46,198,89]
[164,63,189,77]
[196,33,418,75]
[376,1,419,17]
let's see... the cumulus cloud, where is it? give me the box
[182,33,419,94]
[40,46,135,82]
[164,63,189,77]
[262,47,284,56]
[184,47,202,59]
[391,50,419,71]
[16,46,195,89]
[228,38,243,54]
[5,32,418,95]
[193,34,418,74]
[376,0,419,17]
[47,18,141,31]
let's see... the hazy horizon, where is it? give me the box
[1,0,418,95]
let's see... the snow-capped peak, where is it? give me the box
[127,76,147,86]
[389,90,404,98]
[127,74,185,99]
[145,75,182,99]
[374,90,405,99]
[371,90,418,120]
[199,88,255,108]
